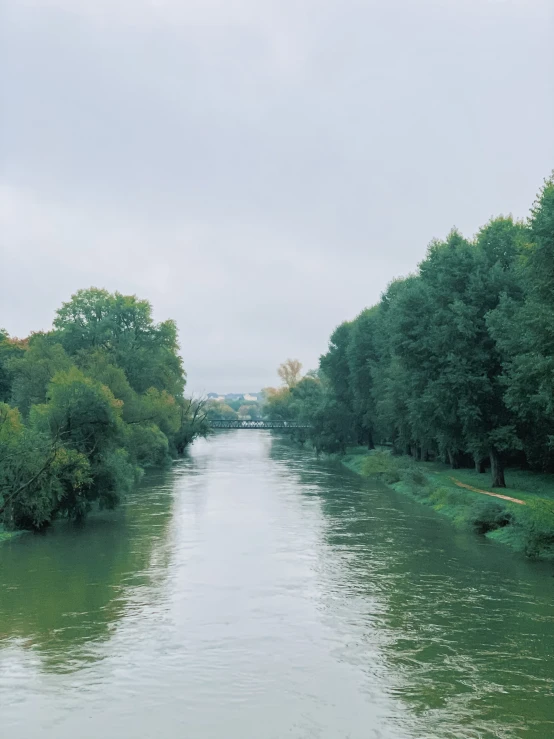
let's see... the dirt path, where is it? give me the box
[450,477,526,505]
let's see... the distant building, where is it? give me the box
[207,392,260,402]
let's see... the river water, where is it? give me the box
[1,431,553,738]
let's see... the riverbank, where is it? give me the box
[0,525,25,543]
[341,448,554,561]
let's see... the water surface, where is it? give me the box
[1,432,553,738]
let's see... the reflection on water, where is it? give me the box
[0,466,178,672]
[1,432,553,738]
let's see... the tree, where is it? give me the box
[54,288,186,397]
[0,402,92,530]
[8,334,72,416]
[277,359,303,388]
[172,397,210,454]
[0,288,205,534]
[488,175,554,471]
[0,331,26,403]
[371,276,432,457]
[319,323,353,409]
[31,366,137,516]
[275,216,533,488]
[263,386,295,420]
[347,307,380,448]
[205,401,238,420]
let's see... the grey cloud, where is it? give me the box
[1,0,553,392]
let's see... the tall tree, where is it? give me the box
[8,334,72,416]
[347,307,380,448]
[488,175,554,470]
[277,359,303,388]
[54,288,186,397]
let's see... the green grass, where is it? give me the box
[0,524,25,544]
[340,448,554,561]
[423,462,554,502]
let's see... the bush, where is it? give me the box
[362,452,432,487]
[400,466,427,487]
[517,499,554,559]
[362,451,399,481]
[125,423,171,468]
[467,499,514,535]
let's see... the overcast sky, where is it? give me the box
[1,0,553,394]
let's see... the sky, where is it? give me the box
[1,0,553,394]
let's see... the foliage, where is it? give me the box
[263,386,296,421]
[53,288,185,396]
[0,331,26,403]
[268,174,554,494]
[362,451,401,483]
[205,401,238,420]
[277,359,303,388]
[0,289,205,533]
[8,335,73,416]
[466,500,514,535]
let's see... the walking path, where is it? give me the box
[450,478,526,505]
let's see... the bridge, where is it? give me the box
[208,419,311,430]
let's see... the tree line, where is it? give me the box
[0,288,209,531]
[205,398,263,420]
[264,174,554,489]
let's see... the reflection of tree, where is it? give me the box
[0,465,178,673]
[268,437,554,738]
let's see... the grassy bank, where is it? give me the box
[341,448,554,560]
[0,525,25,544]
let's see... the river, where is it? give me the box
[1,431,553,738]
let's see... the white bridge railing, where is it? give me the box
[208,419,311,430]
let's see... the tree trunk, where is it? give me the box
[489,447,506,488]
[421,448,429,462]
[474,456,486,473]
[367,431,375,451]
[448,450,460,469]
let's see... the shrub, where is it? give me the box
[362,451,401,483]
[467,499,514,535]
[400,466,427,487]
[517,499,554,559]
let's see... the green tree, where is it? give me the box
[1,288,205,534]
[31,367,137,516]
[172,398,210,454]
[488,175,554,470]
[8,334,72,416]
[263,386,295,421]
[54,288,186,397]
[0,403,92,530]
[0,331,26,403]
[347,307,380,449]
[205,401,238,420]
